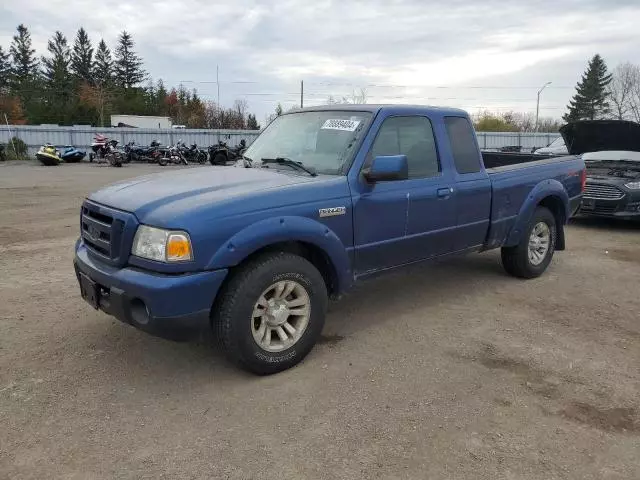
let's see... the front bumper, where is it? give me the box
[74,240,228,339]
[579,197,640,220]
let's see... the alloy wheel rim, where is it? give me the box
[251,280,311,352]
[528,221,551,266]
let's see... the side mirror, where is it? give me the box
[363,155,409,182]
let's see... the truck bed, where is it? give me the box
[483,154,585,250]
[481,151,557,169]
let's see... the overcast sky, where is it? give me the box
[3,0,640,123]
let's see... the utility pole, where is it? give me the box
[216,65,220,143]
[535,81,552,132]
[300,80,304,108]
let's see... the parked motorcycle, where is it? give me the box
[91,139,123,167]
[125,140,162,163]
[60,145,86,163]
[177,141,208,164]
[158,143,188,166]
[208,139,247,166]
[89,134,108,162]
[36,143,62,166]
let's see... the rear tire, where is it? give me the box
[501,206,556,279]
[212,152,226,165]
[212,252,328,375]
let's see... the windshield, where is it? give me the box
[548,137,565,148]
[243,110,373,175]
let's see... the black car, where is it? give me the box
[561,120,640,220]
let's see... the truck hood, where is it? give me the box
[88,166,326,223]
[560,120,640,155]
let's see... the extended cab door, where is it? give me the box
[351,115,457,275]
[442,116,491,251]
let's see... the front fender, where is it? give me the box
[206,216,353,292]
[505,179,569,247]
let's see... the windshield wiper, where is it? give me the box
[261,157,317,176]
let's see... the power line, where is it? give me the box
[177,79,576,90]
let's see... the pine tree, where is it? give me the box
[275,103,283,116]
[9,24,39,85]
[42,32,71,85]
[114,31,145,88]
[41,31,72,123]
[564,54,613,122]
[247,113,260,130]
[93,39,113,86]
[156,79,168,114]
[71,28,94,84]
[0,46,10,91]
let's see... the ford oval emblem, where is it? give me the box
[88,225,100,239]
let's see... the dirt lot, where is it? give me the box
[1,162,639,479]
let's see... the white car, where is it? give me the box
[534,136,568,155]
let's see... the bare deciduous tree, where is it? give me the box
[326,88,368,105]
[608,62,640,122]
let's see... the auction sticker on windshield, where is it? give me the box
[321,119,361,132]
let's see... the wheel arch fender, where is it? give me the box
[206,216,353,293]
[505,179,569,249]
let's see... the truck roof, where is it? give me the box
[292,104,468,117]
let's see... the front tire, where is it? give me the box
[501,206,556,279]
[213,252,328,375]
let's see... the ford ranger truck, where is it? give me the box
[74,105,585,374]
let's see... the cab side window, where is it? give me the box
[444,116,482,174]
[370,116,440,179]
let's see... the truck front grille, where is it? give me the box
[583,183,624,200]
[81,202,126,262]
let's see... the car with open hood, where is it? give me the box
[561,120,640,219]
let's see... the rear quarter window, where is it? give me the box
[444,116,482,174]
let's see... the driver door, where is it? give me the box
[352,115,457,275]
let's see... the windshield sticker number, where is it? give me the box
[321,119,361,132]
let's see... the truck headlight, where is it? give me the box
[131,225,193,262]
[624,181,640,190]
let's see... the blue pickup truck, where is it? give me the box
[74,105,585,374]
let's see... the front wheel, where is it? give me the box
[501,206,556,279]
[213,252,328,375]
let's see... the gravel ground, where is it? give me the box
[1,162,639,480]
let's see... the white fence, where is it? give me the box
[476,132,560,151]
[0,125,261,156]
[0,124,561,156]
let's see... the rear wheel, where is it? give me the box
[212,152,227,165]
[501,206,556,278]
[108,153,123,167]
[213,252,328,375]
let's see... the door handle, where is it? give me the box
[437,187,454,198]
